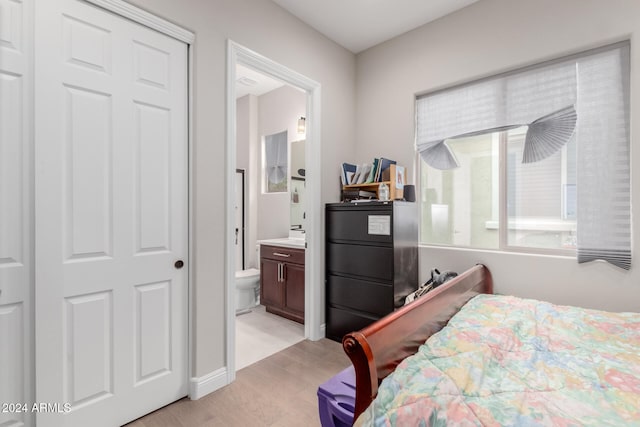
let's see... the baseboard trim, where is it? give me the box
[189,367,228,400]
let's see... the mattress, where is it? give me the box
[355,294,640,426]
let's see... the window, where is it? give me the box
[417,42,630,268]
[263,130,288,193]
[420,127,576,253]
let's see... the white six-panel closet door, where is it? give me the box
[34,1,189,426]
[0,0,34,425]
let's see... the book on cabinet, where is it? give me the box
[343,163,405,201]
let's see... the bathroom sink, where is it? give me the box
[257,237,306,249]
[288,229,306,240]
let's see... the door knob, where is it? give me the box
[174,260,184,269]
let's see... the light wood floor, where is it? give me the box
[126,338,350,427]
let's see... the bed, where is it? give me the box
[342,264,640,426]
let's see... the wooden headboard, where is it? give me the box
[342,264,493,421]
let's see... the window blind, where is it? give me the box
[575,44,631,270]
[416,60,577,169]
[264,131,287,185]
[416,42,631,269]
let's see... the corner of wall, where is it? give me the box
[189,367,228,400]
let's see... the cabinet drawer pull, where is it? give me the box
[273,252,291,258]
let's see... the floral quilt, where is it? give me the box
[355,294,640,426]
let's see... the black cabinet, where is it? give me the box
[325,201,418,342]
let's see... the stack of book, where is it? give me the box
[341,157,397,186]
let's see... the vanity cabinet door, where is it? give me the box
[260,244,305,324]
[284,262,305,321]
[260,258,283,308]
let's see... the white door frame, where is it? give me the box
[48,0,196,399]
[226,40,323,381]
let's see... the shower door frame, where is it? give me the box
[235,169,245,271]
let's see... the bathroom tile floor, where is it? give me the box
[236,304,305,370]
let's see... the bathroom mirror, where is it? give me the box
[290,139,305,233]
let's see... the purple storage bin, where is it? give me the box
[317,366,356,427]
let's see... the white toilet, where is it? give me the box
[235,268,260,314]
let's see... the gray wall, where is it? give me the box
[236,94,258,269]
[126,0,356,378]
[237,86,307,269]
[355,0,640,312]
[257,86,306,241]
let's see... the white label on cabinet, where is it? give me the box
[368,215,391,235]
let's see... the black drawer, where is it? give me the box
[327,275,393,317]
[326,306,379,343]
[326,208,393,244]
[327,242,393,281]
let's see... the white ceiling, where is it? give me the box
[235,64,285,99]
[236,1,480,98]
[270,0,480,53]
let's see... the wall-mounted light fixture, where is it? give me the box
[297,116,306,134]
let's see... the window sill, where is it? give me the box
[418,242,576,258]
[484,218,576,232]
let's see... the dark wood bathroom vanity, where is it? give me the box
[260,244,305,323]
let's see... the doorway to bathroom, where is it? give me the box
[234,84,306,369]
[226,41,322,380]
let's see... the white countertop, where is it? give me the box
[257,237,306,249]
